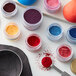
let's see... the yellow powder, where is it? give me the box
[6,25,19,35]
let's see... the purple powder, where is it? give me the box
[24,9,41,24]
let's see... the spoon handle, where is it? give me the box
[52,65,62,73]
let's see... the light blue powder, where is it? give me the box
[49,26,61,36]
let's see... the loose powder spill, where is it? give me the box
[24,9,41,24]
[36,50,55,71]
[59,46,71,57]
[47,0,59,7]
[3,3,15,12]
[6,25,19,35]
[27,36,40,47]
[41,57,52,68]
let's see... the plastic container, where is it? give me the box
[44,0,61,13]
[18,0,37,5]
[23,7,43,31]
[25,34,42,52]
[56,44,73,62]
[47,23,63,41]
[67,26,76,44]
[1,1,17,18]
[4,22,21,40]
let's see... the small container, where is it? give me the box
[47,23,63,41]
[56,44,73,62]
[67,26,76,44]
[44,0,61,13]
[25,34,42,52]
[18,0,37,5]
[71,59,76,74]
[23,7,43,31]
[4,22,21,40]
[1,1,17,18]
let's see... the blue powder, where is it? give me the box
[49,26,61,36]
[69,28,76,38]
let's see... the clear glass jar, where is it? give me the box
[1,1,17,18]
[56,44,73,62]
[47,23,63,41]
[23,7,43,31]
[4,22,21,40]
[25,34,42,52]
[44,0,61,13]
[67,25,76,44]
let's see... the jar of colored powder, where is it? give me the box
[47,23,63,41]
[25,34,42,52]
[23,7,43,31]
[4,22,20,40]
[1,1,17,18]
[67,26,76,44]
[56,44,73,62]
[44,0,61,13]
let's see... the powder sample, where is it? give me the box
[27,36,40,47]
[71,59,76,74]
[3,3,15,12]
[49,26,61,36]
[47,0,59,7]
[6,25,19,35]
[24,9,41,24]
[59,46,71,57]
[69,28,76,38]
[41,57,52,68]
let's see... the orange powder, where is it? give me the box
[6,25,19,35]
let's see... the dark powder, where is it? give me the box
[69,28,76,38]
[3,3,15,12]
[24,9,41,24]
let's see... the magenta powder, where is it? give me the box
[47,0,59,7]
[24,9,41,24]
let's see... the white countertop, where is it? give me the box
[0,0,76,76]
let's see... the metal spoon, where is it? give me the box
[52,65,71,76]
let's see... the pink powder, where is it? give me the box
[47,0,59,7]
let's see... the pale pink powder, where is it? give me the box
[47,0,59,7]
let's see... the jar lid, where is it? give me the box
[71,59,76,74]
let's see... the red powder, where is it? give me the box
[41,57,52,68]
[59,46,71,57]
[27,36,40,47]
[43,53,51,56]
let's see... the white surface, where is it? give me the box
[13,0,71,22]
[0,0,76,76]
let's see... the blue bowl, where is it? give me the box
[18,0,37,5]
